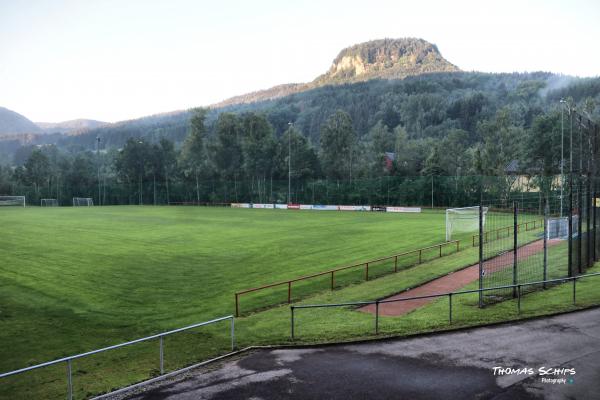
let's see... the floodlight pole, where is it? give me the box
[288,122,292,204]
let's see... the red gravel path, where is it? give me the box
[359,239,561,317]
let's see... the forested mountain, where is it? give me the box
[28,70,599,157]
[1,37,599,206]
[0,107,41,136]
[213,37,459,108]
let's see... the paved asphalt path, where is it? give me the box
[117,308,600,400]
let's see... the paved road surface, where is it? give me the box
[118,308,600,400]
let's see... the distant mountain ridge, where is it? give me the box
[36,119,108,135]
[0,107,41,136]
[213,38,459,108]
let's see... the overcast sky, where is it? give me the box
[1,0,599,123]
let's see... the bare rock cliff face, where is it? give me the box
[315,38,459,84]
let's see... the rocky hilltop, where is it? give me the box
[314,38,459,84]
[214,38,459,108]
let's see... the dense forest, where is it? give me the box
[1,71,599,206]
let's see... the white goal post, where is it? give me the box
[446,206,488,241]
[41,198,59,207]
[0,196,26,207]
[547,216,579,240]
[73,197,94,207]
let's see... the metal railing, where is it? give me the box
[0,315,235,400]
[235,240,461,316]
[289,272,600,339]
[471,219,544,247]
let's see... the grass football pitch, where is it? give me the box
[1,206,457,372]
[2,205,593,399]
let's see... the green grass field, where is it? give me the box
[2,205,588,399]
[0,207,453,365]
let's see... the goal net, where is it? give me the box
[446,206,488,241]
[547,216,579,240]
[0,196,25,207]
[73,197,94,207]
[41,198,59,207]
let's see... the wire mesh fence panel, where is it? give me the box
[480,189,550,304]
[516,196,547,295]
[480,205,518,303]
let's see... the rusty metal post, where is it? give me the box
[235,293,239,317]
[288,281,291,303]
[331,271,334,290]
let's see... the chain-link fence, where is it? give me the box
[0,175,570,208]
[477,175,598,306]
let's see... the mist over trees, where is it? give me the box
[1,72,599,205]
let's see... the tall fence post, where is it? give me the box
[578,177,583,274]
[517,284,521,314]
[375,301,380,334]
[66,359,73,400]
[290,306,295,340]
[543,201,548,289]
[594,188,597,262]
[569,174,573,277]
[513,202,518,298]
[159,336,164,375]
[478,203,484,308]
[587,176,592,268]
[448,293,453,323]
[231,317,236,351]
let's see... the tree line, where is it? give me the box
[1,73,599,206]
